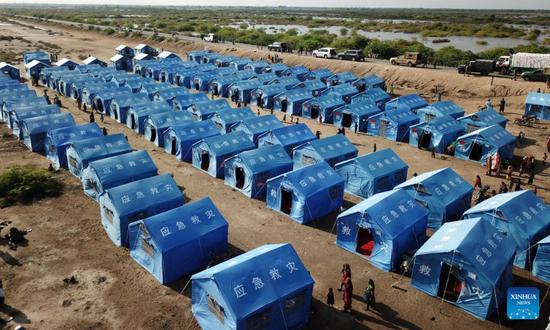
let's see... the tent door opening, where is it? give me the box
[235,166,245,189]
[149,127,156,142]
[469,142,483,161]
[195,82,200,91]
[281,100,288,112]
[437,263,462,303]
[342,113,353,127]
[201,151,210,171]
[113,108,119,120]
[379,120,388,137]
[170,137,177,155]
[280,188,293,215]
[130,114,137,129]
[356,227,374,256]
[84,179,99,195]
[357,83,366,93]
[257,94,263,107]
[96,101,104,113]
[418,130,432,149]
[310,105,320,119]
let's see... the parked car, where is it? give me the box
[267,42,291,52]
[337,50,365,61]
[203,33,218,43]
[521,68,549,81]
[457,60,495,76]
[312,48,337,59]
[390,52,426,67]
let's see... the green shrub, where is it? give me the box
[0,166,63,207]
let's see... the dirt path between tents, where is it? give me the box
[0,18,549,330]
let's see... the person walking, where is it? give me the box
[326,288,335,308]
[77,98,82,110]
[373,143,377,153]
[514,179,522,191]
[543,153,547,166]
[354,122,358,134]
[363,279,376,311]
[339,264,351,291]
[528,171,535,185]
[316,130,321,139]
[473,175,482,189]
[485,155,492,176]
[499,181,508,194]
[102,127,108,136]
[506,165,514,189]
[499,98,506,113]
[519,156,528,177]
[0,279,4,309]
[492,152,501,177]
[389,83,394,95]
[100,113,104,123]
[89,112,95,123]
[343,278,353,312]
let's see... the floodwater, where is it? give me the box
[224,22,548,53]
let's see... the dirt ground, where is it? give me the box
[0,18,549,330]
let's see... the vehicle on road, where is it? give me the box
[390,52,426,67]
[457,60,495,76]
[203,33,218,43]
[312,48,337,59]
[337,49,365,61]
[267,42,291,52]
[521,68,549,82]
[496,53,550,75]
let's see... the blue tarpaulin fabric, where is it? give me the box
[332,102,381,132]
[8,104,60,138]
[110,93,151,123]
[250,84,286,109]
[20,113,75,152]
[100,174,184,247]
[273,88,313,115]
[327,71,357,86]
[411,218,515,320]
[81,150,158,201]
[188,99,232,120]
[302,94,346,123]
[350,87,390,110]
[321,83,358,103]
[417,100,465,121]
[172,93,210,111]
[334,148,408,198]
[409,115,466,154]
[533,235,550,283]
[457,108,508,131]
[292,134,358,169]
[144,111,194,147]
[164,120,221,162]
[454,125,516,164]
[192,131,256,178]
[45,123,102,169]
[257,123,315,155]
[224,144,293,199]
[231,115,284,145]
[212,107,255,133]
[307,68,333,82]
[129,197,228,284]
[266,162,344,224]
[126,102,173,134]
[462,190,550,269]
[228,79,263,103]
[524,92,550,120]
[367,108,420,141]
[191,243,315,330]
[336,189,428,271]
[395,167,473,229]
[291,80,327,96]
[384,94,428,113]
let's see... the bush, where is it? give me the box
[104,28,115,35]
[0,166,63,207]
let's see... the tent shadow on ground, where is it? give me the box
[305,297,370,330]
[0,303,31,324]
[307,199,357,234]
[514,137,537,149]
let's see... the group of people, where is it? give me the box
[326,264,376,313]
[43,90,61,108]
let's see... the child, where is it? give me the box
[326,288,335,308]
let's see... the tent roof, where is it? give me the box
[106,174,182,217]
[279,88,313,102]
[271,77,301,87]
[115,44,129,51]
[325,83,357,96]
[458,108,507,124]
[256,73,279,84]
[329,71,357,81]
[457,125,516,147]
[294,79,326,91]
[338,101,381,117]
[421,100,465,117]
[141,197,228,252]
[55,58,77,67]
[338,189,428,238]
[297,134,357,161]
[134,53,152,61]
[0,62,18,70]
[191,243,314,319]
[110,54,125,62]
[130,102,172,115]
[46,123,102,147]
[88,150,157,186]
[526,92,550,107]
[232,144,292,174]
[245,61,269,68]
[286,65,309,74]
[308,94,345,108]
[386,94,428,109]
[271,161,343,196]
[352,88,390,103]
[214,107,255,123]
[24,59,48,69]
[412,115,464,134]
[267,63,288,71]
[199,131,255,156]
[192,99,232,113]
[362,74,384,85]
[170,120,219,140]
[309,68,332,77]
[147,111,192,127]
[340,148,407,177]
[256,84,286,95]
[69,133,132,161]
[173,93,209,105]
[134,43,150,50]
[22,113,75,135]
[263,123,315,147]
[230,58,251,65]
[112,93,151,107]
[378,108,419,124]
[537,234,550,245]
[415,218,516,284]
[230,79,262,90]
[234,115,283,135]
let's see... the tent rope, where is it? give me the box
[493,286,502,328]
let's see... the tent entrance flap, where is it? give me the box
[281,99,288,112]
[257,94,263,107]
[235,166,245,189]
[310,105,320,119]
[246,307,272,329]
[356,227,374,256]
[68,156,78,169]
[103,206,115,224]
[130,114,137,129]
[379,120,388,137]
[418,130,432,149]
[171,137,177,155]
[201,151,210,171]
[149,127,156,142]
[113,109,119,120]
[437,263,462,303]
[469,142,483,161]
[342,113,353,127]
[280,188,293,215]
[84,179,99,195]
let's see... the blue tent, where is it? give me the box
[110,54,133,72]
[23,50,50,65]
[66,133,132,178]
[293,134,358,169]
[192,131,256,178]
[302,94,347,122]
[457,108,508,132]
[409,115,466,154]
[144,111,193,147]
[266,162,344,224]
[191,243,314,330]
[322,83,358,103]
[385,94,428,113]
[228,79,262,103]
[0,63,20,80]
[417,101,465,122]
[188,99,232,120]
[188,50,210,63]
[212,107,255,133]
[244,61,270,74]
[367,109,420,141]
[395,167,473,229]
[225,145,293,199]
[174,68,199,88]
[214,55,238,67]
[463,190,550,269]
[164,120,221,162]
[45,123,103,169]
[110,93,151,123]
[127,102,173,134]
[92,88,133,114]
[209,76,241,98]
[264,63,288,76]
[291,80,327,97]
[9,105,60,137]
[353,75,385,91]
[351,88,390,110]
[100,174,184,247]
[192,72,219,91]
[273,88,313,115]
[24,60,49,79]
[20,113,76,152]
[138,81,174,99]
[231,115,284,145]
[153,88,190,105]
[454,125,516,164]
[81,83,121,106]
[268,77,301,90]
[229,58,252,71]
[129,197,228,284]
[257,123,316,155]
[335,149,408,198]
[250,84,286,109]
[81,150,158,201]
[326,71,357,86]
[172,93,210,112]
[283,65,311,80]
[524,92,550,120]
[332,102,381,132]
[3,97,48,119]
[336,189,428,271]
[411,218,515,320]
[201,52,221,64]
[532,235,550,283]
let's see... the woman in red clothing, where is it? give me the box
[343,278,353,312]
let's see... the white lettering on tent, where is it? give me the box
[205,210,215,219]
[308,176,316,183]
[150,187,160,195]
[342,225,351,236]
[299,180,308,188]
[537,203,545,211]
[529,207,538,216]
[269,268,282,281]
[317,172,325,180]
[471,286,485,299]
[398,204,407,213]
[286,261,299,274]
[482,247,492,258]
[390,210,399,219]
[407,200,416,208]
[191,215,201,225]
[121,195,131,204]
[379,241,389,253]
[103,167,112,174]
[270,189,277,198]
[252,277,265,290]
[419,265,431,276]
[514,215,525,225]
[160,226,171,237]
[233,284,247,299]
[164,184,174,192]
[521,211,532,221]
[493,233,503,242]
[475,254,487,267]
[487,239,497,249]
[128,161,137,167]
[136,191,145,199]
[115,164,124,170]
[381,215,391,225]
[176,221,186,230]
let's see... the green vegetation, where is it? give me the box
[0,166,63,207]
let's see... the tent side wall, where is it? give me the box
[533,243,550,283]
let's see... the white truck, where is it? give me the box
[203,33,217,43]
[496,53,550,75]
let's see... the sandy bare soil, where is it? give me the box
[0,18,549,330]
